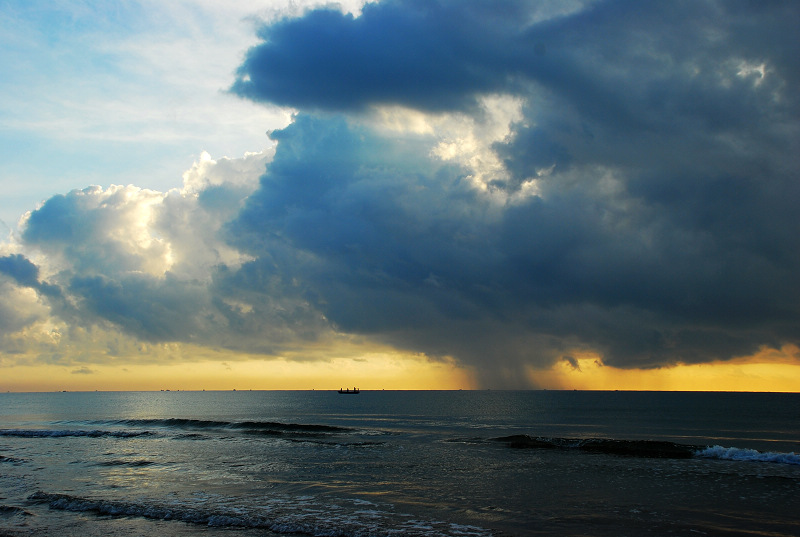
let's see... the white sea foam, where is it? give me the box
[28,491,493,536]
[696,445,800,465]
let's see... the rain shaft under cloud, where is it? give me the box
[2,0,799,387]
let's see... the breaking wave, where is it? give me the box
[28,491,277,529]
[696,445,800,465]
[28,491,491,537]
[492,435,800,464]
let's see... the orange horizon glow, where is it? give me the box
[2,345,799,393]
[528,345,800,393]
[0,353,478,393]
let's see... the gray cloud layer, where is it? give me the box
[3,0,798,386]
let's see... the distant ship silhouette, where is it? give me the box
[338,387,360,394]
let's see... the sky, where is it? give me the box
[1,0,799,392]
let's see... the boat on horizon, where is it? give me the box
[338,388,360,394]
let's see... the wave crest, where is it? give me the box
[696,445,800,465]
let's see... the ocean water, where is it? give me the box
[0,390,798,536]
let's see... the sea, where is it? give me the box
[0,390,798,536]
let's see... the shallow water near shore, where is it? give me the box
[1,390,798,536]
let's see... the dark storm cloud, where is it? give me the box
[231,0,536,112]
[232,1,799,116]
[227,0,800,381]
[5,1,797,385]
[227,112,796,381]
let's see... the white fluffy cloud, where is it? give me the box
[1,148,339,365]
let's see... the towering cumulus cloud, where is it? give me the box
[3,0,799,386]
